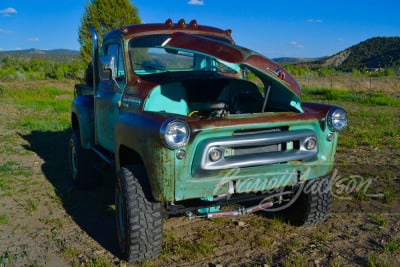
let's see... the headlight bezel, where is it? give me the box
[327,107,348,132]
[160,118,190,149]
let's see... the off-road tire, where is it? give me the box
[279,176,332,226]
[68,131,98,190]
[116,165,163,262]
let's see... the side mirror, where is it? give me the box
[99,55,121,91]
[100,55,116,80]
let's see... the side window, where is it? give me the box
[106,43,125,78]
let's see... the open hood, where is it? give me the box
[161,32,302,112]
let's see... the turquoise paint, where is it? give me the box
[290,100,304,113]
[144,84,189,116]
[173,118,338,201]
[95,88,123,152]
[115,110,339,202]
[198,196,220,214]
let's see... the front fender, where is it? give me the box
[71,96,94,149]
[115,112,177,202]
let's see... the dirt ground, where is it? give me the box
[0,82,399,266]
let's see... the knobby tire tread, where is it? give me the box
[119,166,163,262]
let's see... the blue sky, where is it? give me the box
[1,0,399,58]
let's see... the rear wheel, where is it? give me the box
[68,131,98,190]
[278,176,332,226]
[116,165,163,262]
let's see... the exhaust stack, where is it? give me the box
[89,26,99,90]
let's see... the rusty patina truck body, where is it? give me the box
[69,19,347,262]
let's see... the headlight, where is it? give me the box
[160,119,190,149]
[327,108,348,131]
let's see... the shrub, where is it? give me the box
[0,57,85,81]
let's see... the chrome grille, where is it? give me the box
[193,129,318,174]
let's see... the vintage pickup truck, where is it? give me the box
[69,19,348,262]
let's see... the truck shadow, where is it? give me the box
[19,129,119,257]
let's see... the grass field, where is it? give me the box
[296,75,400,94]
[0,79,399,266]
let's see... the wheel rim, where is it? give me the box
[70,144,78,179]
[116,184,126,251]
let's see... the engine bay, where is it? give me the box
[143,75,300,117]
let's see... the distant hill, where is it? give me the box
[0,48,79,62]
[314,37,400,69]
[273,57,324,64]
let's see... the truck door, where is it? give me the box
[95,43,125,152]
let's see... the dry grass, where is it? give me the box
[295,75,400,94]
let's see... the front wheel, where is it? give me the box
[278,176,332,226]
[115,165,163,262]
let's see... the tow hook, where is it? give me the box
[187,201,274,220]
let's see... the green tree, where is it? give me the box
[78,0,141,65]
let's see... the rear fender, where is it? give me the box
[71,95,94,149]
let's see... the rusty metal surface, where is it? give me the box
[105,20,234,45]
[73,20,346,202]
[114,111,177,201]
[186,102,333,132]
[164,32,243,62]
[112,101,340,202]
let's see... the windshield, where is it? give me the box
[129,34,238,75]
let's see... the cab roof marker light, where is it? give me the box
[178,19,186,27]
[165,18,173,26]
[190,19,198,27]
[225,29,232,36]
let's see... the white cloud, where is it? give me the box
[0,28,12,34]
[188,0,204,6]
[0,7,17,16]
[28,37,40,42]
[290,41,304,48]
[306,18,323,23]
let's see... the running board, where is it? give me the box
[90,146,114,166]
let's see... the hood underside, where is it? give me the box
[161,32,302,105]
